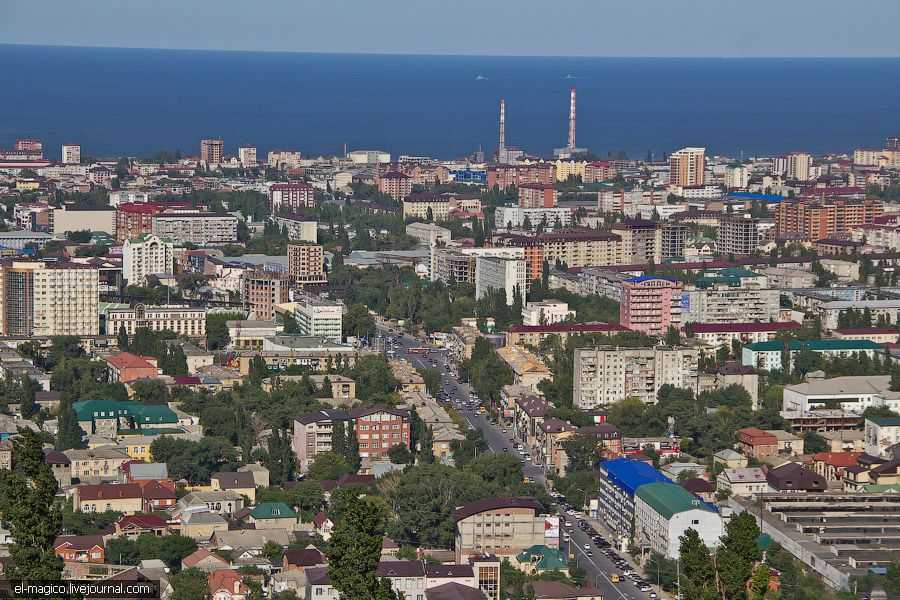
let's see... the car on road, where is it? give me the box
[638,584,652,592]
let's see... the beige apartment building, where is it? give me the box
[152,213,238,245]
[534,230,623,268]
[717,214,760,256]
[402,194,450,221]
[0,260,99,337]
[287,243,327,285]
[612,220,662,264]
[242,269,291,321]
[105,304,207,340]
[573,346,700,409]
[200,138,224,165]
[454,497,547,562]
[668,147,705,187]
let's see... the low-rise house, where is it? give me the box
[0,440,11,470]
[865,416,900,458]
[376,560,427,600]
[513,545,568,576]
[539,419,577,475]
[530,581,605,600]
[713,448,748,470]
[248,502,299,531]
[121,462,168,482]
[237,464,269,488]
[208,569,249,600]
[313,512,334,541]
[680,478,716,503]
[181,548,230,573]
[282,547,325,573]
[495,346,552,392]
[105,352,160,384]
[180,511,229,541]
[135,479,177,510]
[426,582,488,600]
[821,430,866,453]
[66,447,132,483]
[211,471,257,503]
[717,468,772,497]
[812,452,864,482]
[736,428,778,459]
[114,513,169,539]
[424,564,476,589]
[44,449,72,488]
[305,567,338,600]
[766,462,827,492]
[54,535,105,563]
[209,529,292,559]
[176,490,245,516]
[73,483,144,514]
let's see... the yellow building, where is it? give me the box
[402,195,450,221]
[15,178,40,191]
[554,160,587,182]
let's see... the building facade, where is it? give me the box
[200,138,224,165]
[152,213,239,245]
[619,276,683,336]
[106,304,207,339]
[294,295,343,341]
[268,183,315,213]
[717,214,760,255]
[669,147,705,187]
[475,256,527,306]
[123,234,174,285]
[350,405,410,461]
[242,269,291,321]
[287,243,327,285]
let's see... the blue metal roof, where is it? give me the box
[726,192,784,203]
[626,275,678,283]
[600,458,669,497]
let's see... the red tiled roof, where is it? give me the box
[105,352,156,371]
[690,322,801,334]
[813,452,863,468]
[117,513,168,530]
[208,570,248,595]
[76,483,143,501]
[54,535,104,552]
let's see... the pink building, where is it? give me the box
[619,276,683,337]
[268,182,315,213]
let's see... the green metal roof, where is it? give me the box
[73,400,179,425]
[635,482,710,519]
[868,417,900,428]
[515,545,567,572]
[746,339,881,353]
[250,502,297,520]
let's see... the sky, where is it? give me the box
[3,0,900,58]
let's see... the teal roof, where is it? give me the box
[696,268,762,288]
[757,533,774,551]
[868,417,900,428]
[250,502,297,520]
[515,545,567,572]
[635,482,711,519]
[746,339,881,353]
[73,400,178,426]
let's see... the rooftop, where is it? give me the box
[636,482,713,519]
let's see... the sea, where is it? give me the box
[1,44,899,161]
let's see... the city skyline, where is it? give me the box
[3,0,900,58]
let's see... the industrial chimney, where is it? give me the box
[567,87,576,150]
[499,98,506,152]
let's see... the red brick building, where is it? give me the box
[487,163,555,190]
[350,405,410,461]
[105,352,159,384]
[378,171,412,201]
[116,202,163,243]
[583,161,616,183]
[774,198,883,240]
[54,535,105,563]
[518,183,557,209]
[736,427,778,459]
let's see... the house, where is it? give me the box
[210,529,292,559]
[208,569,249,600]
[105,352,160,384]
[114,514,169,539]
[0,440,11,470]
[121,462,168,482]
[530,581,605,600]
[424,564,476,589]
[44,449,72,488]
[713,449,747,470]
[282,547,325,572]
[211,471,257,503]
[865,417,900,458]
[54,535,105,564]
[736,428,778,459]
[65,447,132,483]
[376,560,426,600]
[350,404,411,461]
[73,400,179,438]
[237,464,269,488]
[248,502,298,531]
[181,548,229,573]
[180,511,229,541]
[717,468,772,497]
[426,582,488,600]
[176,490,245,516]
[821,430,866,453]
[812,452,864,482]
[766,462,827,492]
[313,512,334,541]
[305,567,338,600]
[73,483,144,514]
[134,479,177,510]
[513,545,568,575]
[680,478,716,503]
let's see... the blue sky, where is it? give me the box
[3,0,900,57]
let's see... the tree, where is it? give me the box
[325,497,402,600]
[388,443,413,465]
[131,379,170,404]
[307,452,352,481]
[665,326,681,346]
[343,304,376,340]
[20,376,38,420]
[716,511,761,600]
[1,429,63,580]
[418,426,435,465]
[803,431,828,454]
[678,528,718,600]
[332,420,347,459]
[117,324,129,350]
[170,567,209,600]
[290,481,325,521]
[748,564,772,600]
[346,426,361,473]
[891,366,900,392]
[561,433,599,472]
[261,428,295,486]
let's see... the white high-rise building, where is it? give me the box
[786,152,812,181]
[724,165,749,190]
[522,300,575,326]
[123,234,174,285]
[475,256,527,306]
[61,143,81,165]
[238,146,257,167]
[294,295,344,342]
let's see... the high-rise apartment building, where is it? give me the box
[294,295,343,341]
[238,146,257,167]
[486,163,555,190]
[61,144,81,165]
[152,213,239,245]
[242,268,291,321]
[268,183,316,214]
[15,138,42,154]
[717,214,760,255]
[116,203,164,243]
[668,147,705,187]
[200,138,224,165]
[267,150,302,169]
[661,223,688,261]
[287,243,327,285]
[786,152,812,181]
[517,183,557,209]
[612,220,662,264]
[775,198,884,240]
[123,234,174,285]
[574,346,699,409]
[619,276,683,336]
[724,165,749,190]
[378,171,413,201]
[0,260,99,337]
[492,230,622,270]
[475,256,527,306]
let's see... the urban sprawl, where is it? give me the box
[1,97,900,600]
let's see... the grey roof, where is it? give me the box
[182,512,227,525]
[129,463,168,480]
[785,375,891,397]
[264,335,351,350]
[821,300,900,309]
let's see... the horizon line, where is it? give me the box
[2,42,900,60]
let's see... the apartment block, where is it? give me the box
[574,346,699,409]
[287,243,327,285]
[619,276,683,336]
[583,160,616,183]
[242,269,291,321]
[105,304,207,339]
[61,143,81,165]
[378,171,413,201]
[430,247,524,285]
[612,220,662,264]
[116,203,164,243]
[267,150,302,169]
[660,223,688,261]
[494,206,573,230]
[350,405,410,461]
[123,234,174,285]
[521,300,574,326]
[717,214,760,255]
[486,163,555,190]
[152,213,239,245]
[272,215,317,243]
[200,138,224,165]
[453,497,547,562]
[668,147,705,187]
[238,146,257,167]
[775,198,883,240]
[402,193,450,221]
[475,256,527,306]
[268,182,315,214]
[294,295,343,341]
[292,409,350,472]
[493,229,622,270]
[518,183,557,209]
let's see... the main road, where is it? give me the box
[374,324,662,600]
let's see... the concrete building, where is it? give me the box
[681,270,780,324]
[518,184,557,209]
[286,243,326,285]
[574,346,699,409]
[717,214,760,255]
[238,146,256,167]
[268,183,315,213]
[865,417,900,458]
[291,409,352,472]
[775,198,883,240]
[61,143,81,165]
[294,295,343,342]
[742,339,881,373]
[633,482,723,559]
[785,152,812,181]
[242,269,291,321]
[200,138,224,165]
[611,220,662,265]
[495,206,573,230]
[350,405,410,461]
[402,194,450,221]
[724,165,750,190]
[267,150,302,169]
[493,229,622,270]
[688,321,801,350]
[521,300,575,326]
[50,207,116,236]
[406,222,451,247]
[475,256,527,306]
[272,215,317,243]
[661,223,689,261]
[106,304,206,340]
[506,322,625,348]
[0,260,99,337]
[716,467,771,497]
[619,276,683,336]
[378,171,413,201]
[116,202,164,243]
[152,213,239,245]
[819,300,900,332]
[453,497,547,561]
[123,234,174,285]
[597,458,669,542]
[669,147,705,187]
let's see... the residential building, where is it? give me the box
[152,213,239,245]
[379,171,413,201]
[50,207,116,236]
[376,561,427,600]
[54,535,105,564]
[0,260,99,337]
[785,152,812,181]
[272,214,317,243]
[242,269,291,321]
[669,147,705,187]
[775,198,883,240]
[182,549,230,573]
[105,304,207,339]
[475,256,527,306]
[105,352,159,384]
[294,295,343,342]
[73,483,145,514]
[812,452,863,482]
[292,409,351,472]
[506,322,625,348]
[573,346,699,409]
[267,150,302,169]
[495,206,573,230]
[518,184,557,209]
[208,569,249,600]
[406,222,451,246]
[453,497,547,561]
[584,160,616,183]
[287,243,327,284]
[521,300,574,326]
[350,405,410,461]
[611,220,662,264]
[865,417,900,458]
[248,502,298,530]
[724,165,750,190]
[717,214,760,255]
[742,339,881,372]
[496,346,552,392]
[403,193,451,221]
[200,138,224,165]
[716,468,772,497]
[123,234,174,285]
[268,183,315,213]
[661,222,689,261]
[73,399,179,438]
[766,462,827,492]
[597,458,669,540]
[688,321,801,350]
[493,230,622,270]
[619,276,683,336]
[681,270,780,324]
[487,163,555,190]
[819,300,900,331]
[211,472,257,503]
[116,202,164,243]
[238,146,256,167]
[736,428,778,459]
[633,482,723,559]
[61,143,81,165]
